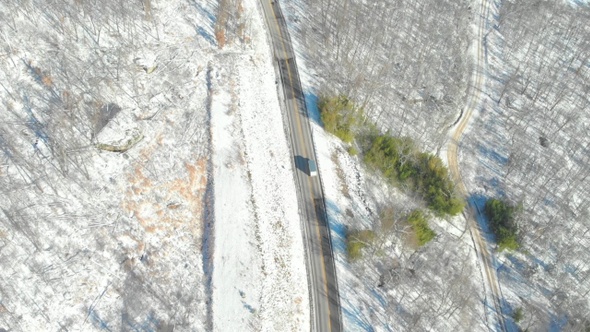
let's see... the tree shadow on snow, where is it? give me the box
[303,91,322,126]
[339,282,376,332]
[467,193,497,245]
[499,298,522,332]
[477,144,509,169]
[196,26,215,46]
[323,199,346,257]
[323,199,388,331]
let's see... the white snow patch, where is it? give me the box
[210,0,309,330]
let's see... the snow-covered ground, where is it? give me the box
[0,0,308,330]
[0,1,213,330]
[4,0,586,330]
[459,0,590,329]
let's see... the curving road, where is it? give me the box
[258,1,342,331]
[446,0,507,331]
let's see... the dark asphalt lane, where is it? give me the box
[258,1,342,331]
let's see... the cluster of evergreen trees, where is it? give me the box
[364,135,464,216]
[485,199,520,251]
[320,95,464,253]
[321,96,523,253]
[320,95,464,217]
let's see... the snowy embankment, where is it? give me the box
[209,0,309,330]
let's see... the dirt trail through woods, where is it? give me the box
[446,0,507,331]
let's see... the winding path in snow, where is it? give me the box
[446,0,507,331]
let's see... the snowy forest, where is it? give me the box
[283,0,590,330]
[1,0,589,331]
[0,0,213,330]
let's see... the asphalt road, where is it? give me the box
[258,1,342,331]
[446,0,507,331]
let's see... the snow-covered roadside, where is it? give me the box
[274,8,390,327]
[275,2,395,329]
[210,63,262,330]
[209,0,309,330]
[307,103,488,331]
